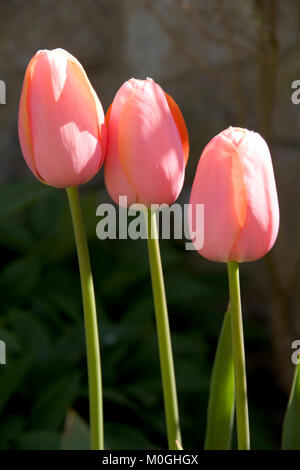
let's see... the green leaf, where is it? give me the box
[51,325,85,363]
[204,308,235,450]
[15,431,60,450]
[0,182,51,222]
[39,269,82,321]
[0,328,21,354]
[0,255,41,302]
[0,415,25,449]
[282,361,300,449]
[28,374,80,429]
[60,409,90,450]
[9,310,50,362]
[0,354,32,413]
[105,423,156,450]
[0,220,34,252]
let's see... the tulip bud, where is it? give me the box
[18,48,107,188]
[189,127,279,262]
[104,78,189,207]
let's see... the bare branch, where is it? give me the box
[143,0,232,86]
[215,0,246,124]
[175,0,265,61]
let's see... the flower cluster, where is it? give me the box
[18,48,282,451]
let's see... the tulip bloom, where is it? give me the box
[104,77,189,207]
[189,127,280,450]
[189,127,279,262]
[104,78,188,449]
[18,49,106,449]
[18,48,106,188]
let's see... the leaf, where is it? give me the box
[282,361,300,449]
[0,415,24,449]
[0,255,41,303]
[39,269,82,321]
[9,310,50,362]
[0,354,32,413]
[103,388,141,416]
[15,431,60,450]
[0,220,34,252]
[204,308,235,450]
[28,373,80,429]
[0,182,51,222]
[176,360,209,392]
[105,423,156,450]
[60,409,90,450]
[0,328,21,354]
[165,274,211,305]
[51,325,85,364]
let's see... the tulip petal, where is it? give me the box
[27,49,105,188]
[104,82,138,207]
[230,130,279,261]
[189,132,247,262]
[47,50,68,101]
[189,126,279,263]
[165,92,189,166]
[54,48,107,161]
[118,78,185,206]
[18,53,44,182]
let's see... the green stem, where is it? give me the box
[66,186,103,450]
[227,261,250,450]
[146,208,181,450]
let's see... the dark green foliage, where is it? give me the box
[0,182,277,449]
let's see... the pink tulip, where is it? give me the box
[18,48,106,188]
[104,78,189,207]
[189,127,279,262]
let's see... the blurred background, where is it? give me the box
[0,0,299,450]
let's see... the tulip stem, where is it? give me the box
[66,186,103,450]
[145,208,181,450]
[227,261,250,450]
